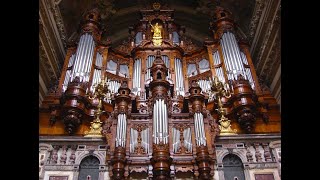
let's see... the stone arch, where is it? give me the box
[75,151,105,165]
[222,154,245,180]
[217,149,247,164]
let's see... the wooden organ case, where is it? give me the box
[39,4,281,180]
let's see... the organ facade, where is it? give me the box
[39,3,281,180]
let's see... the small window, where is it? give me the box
[194,90,197,93]
[157,72,162,79]
[122,91,125,94]
[234,177,238,180]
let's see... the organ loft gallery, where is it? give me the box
[39,0,281,179]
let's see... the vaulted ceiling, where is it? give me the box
[39,0,281,107]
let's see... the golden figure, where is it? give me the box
[84,77,111,138]
[150,22,163,46]
[210,76,237,135]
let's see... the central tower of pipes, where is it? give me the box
[149,50,172,180]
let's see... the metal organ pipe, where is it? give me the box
[80,35,88,80]
[213,51,226,83]
[153,103,156,143]
[62,54,76,92]
[165,101,168,143]
[194,113,206,146]
[81,34,89,80]
[221,34,232,72]
[71,35,83,78]
[91,53,103,92]
[70,33,95,82]
[240,51,255,89]
[226,32,239,72]
[174,58,179,92]
[174,58,184,96]
[230,32,246,76]
[74,35,85,75]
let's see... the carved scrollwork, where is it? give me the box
[139,104,148,114]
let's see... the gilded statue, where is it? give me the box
[150,22,162,46]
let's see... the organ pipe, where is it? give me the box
[62,54,76,92]
[153,99,169,144]
[220,32,246,81]
[70,33,95,82]
[194,113,206,146]
[240,51,255,89]
[174,58,185,96]
[116,114,127,147]
[146,56,155,83]
[90,52,103,93]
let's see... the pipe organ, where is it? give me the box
[40,4,280,180]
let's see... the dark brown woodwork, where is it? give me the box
[111,146,126,180]
[210,6,235,39]
[188,80,207,115]
[187,81,213,179]
[79,8,103,42]
[231,74,258,133]
[60,77,88,134]
[150,142,173,180]
[148,51,172,179]
[196,145,212,180]
[111,81,131,179]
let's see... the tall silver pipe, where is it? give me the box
[178,59,182,92]
[162,100,165,143]
[118,115,121,147]
[134,60,138,90]
[230,32,245,73]
[130,128,133,152]
[153,103,156,142]
[116,115,120,147]
[164,103,168,144]
[73,35,84,75]
[174,58,178,92]
[71,36,82,78]
[241,51,248,65]
[199,113,204,145]
[197,113,202,145]
[134,60,136,89]
[221,36,232,74]
[174,58,179,92]
[226,32,239,71]
[138,59,141,89]
[124,114,127,147]
[176,58,180,93]
[194,113,198,146]
[86,38,95,81]
[79,34,87,79]
[159,99,162,142]
[122,115,125,147]
[230,32,243,74]
[156,100,159,144]
[80,34,88,77]
[119,114,122,147]
[224,33,236,72]
[80,34,89,79]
